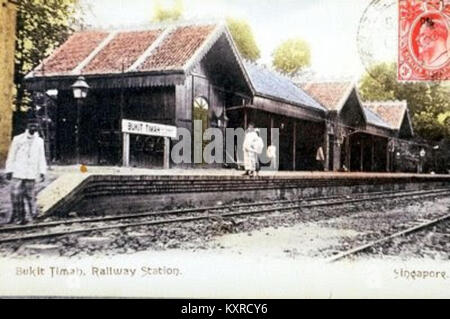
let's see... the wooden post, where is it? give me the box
[244,107,248,129]
[346,136,350,171]
[386,139,390,172]
[371,136,375,172]
[75,99,81,164]
[270,116,274,145]
[292,121,296,171]
[324,124,329,171]
[163,137,170,169]
[122,133,130,167]
[334,136,341,172]
[360,138,364,172]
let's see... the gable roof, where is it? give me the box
[26,21,330,116]
[362,107,393,130]
[33,31,111,76]
[27,22,224,78]
[243,62,326,112]
[299,81,354,111]
[138,25,217,71]
[363,101,409,130]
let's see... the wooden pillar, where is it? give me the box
[292,121,296,171]
[345,136,350,171]
[122,133,130,167]
[164,137,170,169]
[360,138,364,172]
[334,138,341,172]
[270,116,274,145]
[324,123,329,171]
[244,107,248,129]
[386,139,390,172]
[371,136,375,172]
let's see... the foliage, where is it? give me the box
[14,0,80,111]
[272,38,311,75]
[358,62,450,141]
[152,0,183,22]
[150,3,261,62]
[226,18,260,61]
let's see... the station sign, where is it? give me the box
[122,119,177,138]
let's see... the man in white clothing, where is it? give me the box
[243,122,257,176]
[243,123,264,177]
[5,120,47,224]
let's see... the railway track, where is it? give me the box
[328,204,450,263]
[0,187,449,245]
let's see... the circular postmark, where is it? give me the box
[357,0,398,81]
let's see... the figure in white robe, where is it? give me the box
[243,128,264,175]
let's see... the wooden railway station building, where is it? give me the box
[25,21,414,172]
[300,82,414,172]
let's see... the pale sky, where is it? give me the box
[79,0,397,78]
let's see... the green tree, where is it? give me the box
[272,38,311,75]
[358,62,450,141]
[226,18,260,61]
[152,0,183,22]
[14,0,80,111]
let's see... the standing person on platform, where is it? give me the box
[4,120,47,225]
[267,144,277,170]
[315,146,325,171]
[243,122,257,176]
[253,128,264,176]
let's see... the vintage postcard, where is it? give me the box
[0,0,449,300]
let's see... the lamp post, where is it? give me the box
[71,76,90,164]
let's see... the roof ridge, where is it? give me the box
[183,22,226,73]
[75,19,222,33]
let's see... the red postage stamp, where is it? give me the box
[398,0,450,81]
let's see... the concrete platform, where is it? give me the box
[39,164,450,178]
[36,165,450,218]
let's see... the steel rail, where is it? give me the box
[0,188,446,233]
[0,188,448,244]
[327,212,450,263]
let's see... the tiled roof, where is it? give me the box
[29,24,218,77]
[138,25,216,71]
[83,30,163,74]
[244,62,326,112]
[34,31,110,76]
[362,107,392,130]
[363,101,408,129]
[299,81,353,111]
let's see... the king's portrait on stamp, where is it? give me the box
[0,0,449,300]
[399,0,450,80]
